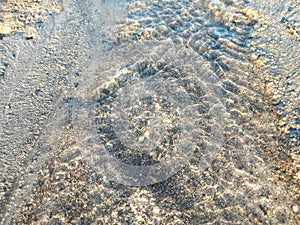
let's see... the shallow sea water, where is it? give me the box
[0,0,299,224]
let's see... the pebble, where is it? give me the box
[153,206,160,215]
[25,26,37,40]
[292,204,299,213]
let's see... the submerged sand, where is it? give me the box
[0,0,299,224]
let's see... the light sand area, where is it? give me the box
[0,0,63,39]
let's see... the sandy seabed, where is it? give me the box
[0,0,299,224]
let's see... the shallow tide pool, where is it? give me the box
[0,0,299,224]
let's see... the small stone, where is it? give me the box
[25,26,37,40]
[153,206,160,215]
[143,30,151,39]
[292,204,299,213]
[102,88,110,95]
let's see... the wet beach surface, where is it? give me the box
[0,0,299,224]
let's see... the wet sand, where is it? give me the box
[0,0,299,224]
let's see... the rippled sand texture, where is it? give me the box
[0,0,299,224]
[0,0,63,39]
[248,0,300,154]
